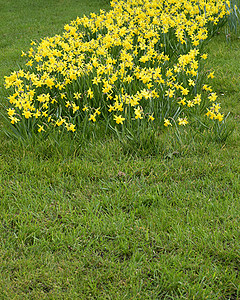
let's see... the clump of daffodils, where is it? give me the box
[4,0,229,135]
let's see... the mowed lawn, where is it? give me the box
[0,0,240,299]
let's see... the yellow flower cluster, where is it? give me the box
[206,103,224,122]
[4,0,229,133]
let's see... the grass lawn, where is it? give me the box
[0,0,240,299]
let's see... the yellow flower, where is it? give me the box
[203,85,212,92]
[206,110,212,118]
[42,103,48,109]
[87,88,94,99]
[178,117,188,126]
[34,110,41,118]
[7,108,15,117]
[51,98,57,104]
[65,101,71,108]
[208,72,215,79]
[92,77,99,85]
[95,107,101,115]
[82,105,88,112]
[23,110,32,119]
[72,104,79,113]
[165,89,174,98]
[208,93,217,102]
[181,88,189,96]
[10,116,20,124]
[45,77,55,88]
[178,98,186,106]
[134,106,143,120]
[212,103,221,113]
[164,118,172,127]
[26,60,33,67]
[215,113,224,122]
[56,118,65,126]
[187,100,194,107]
[74,92,81,100]
[89,113,96,122]
[37,125,45,132]
[115,102,123,112]
[114,115,125,124]
[108,105,115,112]
[193,94,201,105]
[67,124,76,132]
[188,79,195,86]
[148,114,155,121]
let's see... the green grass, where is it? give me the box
[1,1,240,299]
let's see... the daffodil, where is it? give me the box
[178,117,188,126]
[114,115,125,125]
[4,0,228,137]
[37,125,45,132]
[164,119,172,127]
[148,114,155,121]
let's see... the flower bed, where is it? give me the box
[4,0,231,138]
